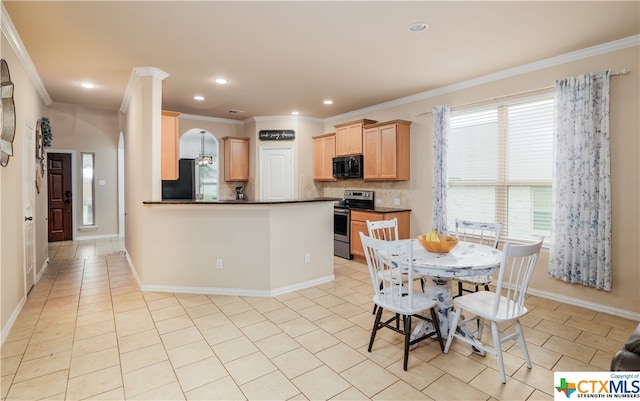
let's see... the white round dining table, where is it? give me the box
[408,240,502,350]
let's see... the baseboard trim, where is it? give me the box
[35,257,50,283]
[528,288,640,322]
[121,248,637,320]
[123,248,335,297]
[76,233,119,241]
[139,275,336,298]
[1,257,52,345]
[1,295,27,345]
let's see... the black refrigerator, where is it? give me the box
[162,159,195,200]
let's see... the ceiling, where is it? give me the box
[3,1,639,121]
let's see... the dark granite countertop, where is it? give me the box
[350,206,412,213]
[143,197,340,205]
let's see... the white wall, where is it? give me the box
[321,43,640,318]
[47,103,121,239]
[1,32,48,339]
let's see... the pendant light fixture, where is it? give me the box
[195,130,212,166]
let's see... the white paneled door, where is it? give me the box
[260,147,293,201]
[23,121,36,295]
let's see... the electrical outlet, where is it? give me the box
[393,198,401,206]
[304,253,311,263]
[216,258,223,269]
[376,199,382,204]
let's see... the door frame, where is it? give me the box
[22,119,36,295]
[47,149,77,240]
[118,132,125,238]
[259,146,294,201]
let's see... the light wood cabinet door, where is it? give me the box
[313,134,336,181]
[363,127,381,178]
[334,119,377,156]
[161,111,180,180]
[223,137,249,181]
[363,120,411,181]
[350,210,410,260]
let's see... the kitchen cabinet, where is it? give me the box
[313,133,336,181]
[350,209,410,261]
[161,110,180,180]
[223,137,249,181]
[363,120,411,181]
[334,119,377,156]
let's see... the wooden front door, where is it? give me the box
[48,153,73,241]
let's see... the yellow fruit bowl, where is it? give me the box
[417,234,459,253]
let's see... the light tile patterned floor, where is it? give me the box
[1,239,637,400]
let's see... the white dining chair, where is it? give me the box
[367,218,426,314]
[454,219,503,297]
[444,238,543,383]
[360,232,444,371]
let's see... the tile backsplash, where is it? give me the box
[319,180,411,208]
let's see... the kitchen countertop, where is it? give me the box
[143,197,340,205]
[365,206,412,213]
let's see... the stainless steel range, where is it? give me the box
[334,190,375,259]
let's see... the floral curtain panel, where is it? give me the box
[432,104,450,233]
[549,70,612,291]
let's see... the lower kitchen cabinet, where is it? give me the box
[350,209,410,261]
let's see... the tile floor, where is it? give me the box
[1,239,637,400]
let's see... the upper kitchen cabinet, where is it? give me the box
[223,137,250,182]
[313,133,336,181]
[363,120,411,181]
[334,119,377,156]
[161,110,180,180]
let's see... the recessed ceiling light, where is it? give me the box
[408,22,429,33]
[291,111,300,115]
[80,82,95,89]
[215,78,228,85]
[323,100,333,105]
[193,95,205,101]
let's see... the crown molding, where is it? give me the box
[119,67,169,113]
[324,34,640,124]
[1,3,52,105]
[180,113,244,125]
[247,115,324,124]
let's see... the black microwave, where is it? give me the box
[332,155,363,179]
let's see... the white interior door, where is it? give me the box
[260,147,294,201]
[23,121,36,294]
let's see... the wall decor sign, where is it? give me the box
[259,130,295,141]
[0,59,16,167]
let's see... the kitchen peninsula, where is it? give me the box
[135,198,337,297]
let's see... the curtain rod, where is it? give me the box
[415,68,631,116]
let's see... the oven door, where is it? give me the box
[334,207,350,242]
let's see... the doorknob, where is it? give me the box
[25,216,33,221]
[64,199,72,204]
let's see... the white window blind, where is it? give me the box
[447,94,554,242]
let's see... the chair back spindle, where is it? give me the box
[492,239,543,318]
[455,219,502,249]
[367,218,399,241]
[360,233,415,310]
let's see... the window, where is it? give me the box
[81,152,95,226]
[446,94,554,242]
[179,129,219,201]
[197,163,218,201]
